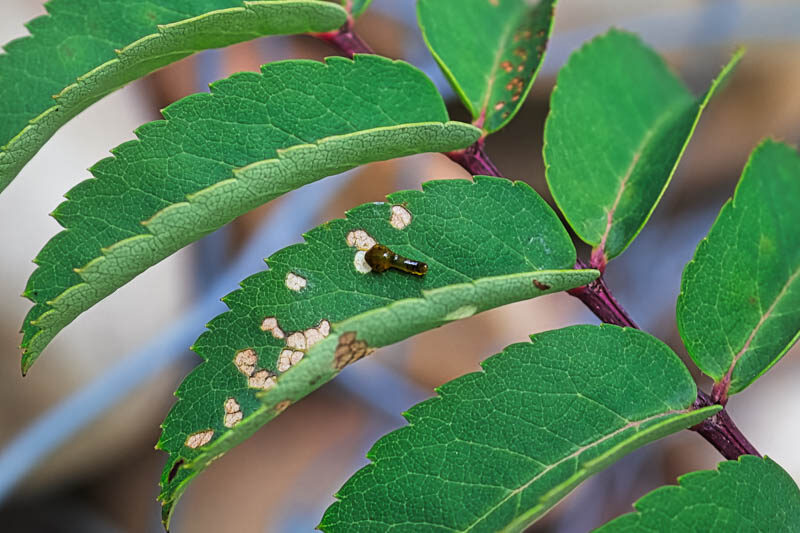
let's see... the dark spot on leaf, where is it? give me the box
[167,459,185,482]
[533,279,550,291]
[334,331,372,370]
[274,400,292,414]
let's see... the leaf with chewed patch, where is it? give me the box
[157,176,599,528]
[417,0,557,133]
[677,140,800,399]
[20,54,481,373]
[596,456,800,532]
[545,30,742,265]
[0,0,349,193]
[321,325,718,532]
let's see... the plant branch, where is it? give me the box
[568,259,638,328]
[314,20,373,57]
[321,25,760,461]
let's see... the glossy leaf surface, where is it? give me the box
[21,55,481,372]
[545,30,741,263]
[596,456,800,532]
[677,140,800,396]
[0,0,348,192]
[321,325,718,532]
[158,176,598,527]
[418,0,557,133]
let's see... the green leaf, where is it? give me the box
[157,176,599,528]
[677,140,800,397]
[20,55,481,373]
[343,0,372,18]
[417,0,557,133]
[544,30,742,264]
[595,456,800,532]
[0,0,350,193]
[320,325,719,533]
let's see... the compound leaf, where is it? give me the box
[20,54,481,373]
[0,0,349,192]
[677,140,800,398]
[545,29,742,264]
[417,0,557,133]
[596,456,800,532]
[321,325,719,533]
[157,176,599,528]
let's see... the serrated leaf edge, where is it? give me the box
[543,30,744,262]
[0,0,349,193]
[157,267,598,527]
[21,120,481,373]
[416,0,557,134]
[677,139,800,395]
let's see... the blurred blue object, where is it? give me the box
[0,170,353,505]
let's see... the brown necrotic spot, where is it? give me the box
[500,60,513,73]
[532,279,551,291]
[334,331,374,370]
[274,400,292,414]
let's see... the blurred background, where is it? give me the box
[0,0,799,531]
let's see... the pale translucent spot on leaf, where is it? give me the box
[390,205,412,230]
[185,429,214,449]
[304,319,331,348]
[318,319,331,337]
[304,328,323,348]
[234,349,257,377]
[291,351,304,365]
[287,331,306,350]
[249,370,277,390]
[346,229,376,251]
[354,250,372,274]
[278,349,294,372]
[260,316,285,339]
[285,272,307,292]
[224,398,243,428]
[445,305,478,321]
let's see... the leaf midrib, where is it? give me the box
[475,10,520,128]
[465,408,687,533]
[596,101,688,255]
[723,263,800,385]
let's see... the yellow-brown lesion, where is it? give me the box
[364,244,428,276]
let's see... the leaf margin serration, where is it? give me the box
[0,0,350,193]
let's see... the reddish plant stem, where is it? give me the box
[446,139,501,177]
[568,259,638,329]
[320,26,760,460]
[315,22,373,57]
[314,24,496,174]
